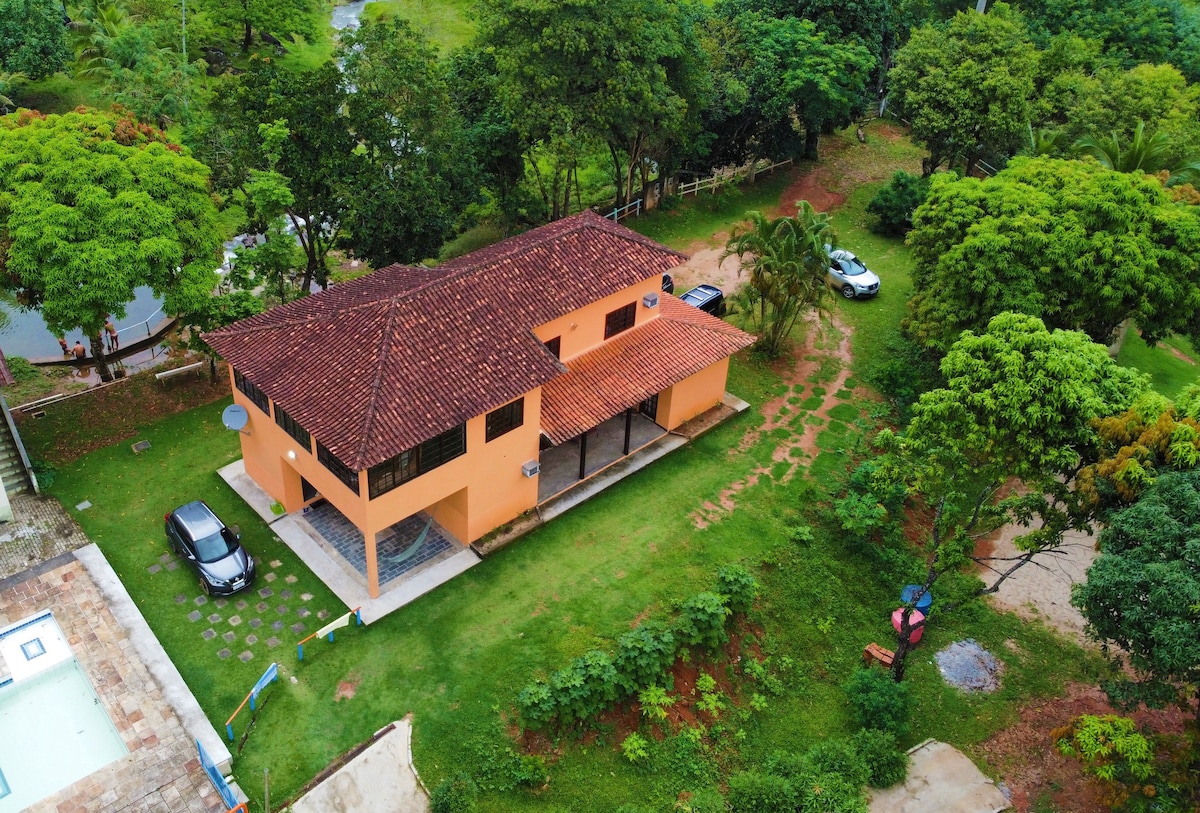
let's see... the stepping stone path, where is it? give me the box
[149,555,332,663]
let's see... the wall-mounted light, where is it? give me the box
[287,450,297,460]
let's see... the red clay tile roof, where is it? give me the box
[539,297,755,445]
[204,211,689,470]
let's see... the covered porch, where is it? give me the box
[537,408,666,503]
[218,460,481,623]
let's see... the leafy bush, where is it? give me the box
[834,492,890,539]
[794,771,867,813]
[866,171,929,236]
[547,649,620,723]
[430,773,477,813]
[853,729,909,788]
[727,771,796,813]
[6,356,39,384]
[675,592,731,650]
[860,333,942,419]
[844,667,910,738]
[622,731,651,764]
[638,683,673,721]
[513,754,549,788]
[716,564,758,614]
[515,680,555,729]
[614,621,677,693]
[803,738,869,788]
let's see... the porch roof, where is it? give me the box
[539,297,754,445]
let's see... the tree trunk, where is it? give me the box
[889,609,925,682]
[804,128,820,161]
[608,142,625,208]
[242,19,253,53]
[209,354,218,383]
[89,333,113,383]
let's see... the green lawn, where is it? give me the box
[1116,330,1199,400]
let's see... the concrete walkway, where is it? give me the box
[869,740,1009,813]
[290,718,428,813]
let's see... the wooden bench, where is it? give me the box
[155,361,205,381]
[863,643,895,669]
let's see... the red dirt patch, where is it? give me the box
[978,682,1191,812]
[775,171,847,217]
[334,672,361,702]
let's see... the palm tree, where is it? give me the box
[1020,123,1066,157]
[1074,119,1200,184]
[70,0,155,81]
[721,201,834,358]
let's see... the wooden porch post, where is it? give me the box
[578,431,588,480]
[623,409,633,455]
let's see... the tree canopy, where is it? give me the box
[905,156,1200,353]
[0,0,71,79]
[888,3,1038,174]
[876,312,1147,676]
[1072,469,1200,717]
[0,109,222,376]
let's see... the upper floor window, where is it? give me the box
[604,303,637,339]
[544,336,561,359]
[486,398,525,442]
[234,369,270,415]
[368,423,466,499]
[275,405,311,451]
[317,442,359,494]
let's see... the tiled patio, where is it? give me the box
[538,411,666,502]
[303,503,454,585]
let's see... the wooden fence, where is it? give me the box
[602,156,794,224]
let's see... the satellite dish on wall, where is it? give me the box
[222,404,250,434]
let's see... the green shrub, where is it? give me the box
[515,680,555,729]
[548,649,620,723]
[833,492,890,539]
[622,731,651,764]
[6,356,39,384]
[614,621,678,693]
[638,683,673,721]
[795,771,867,813]
[716,564,758,614]
[430,773,477,813]
[727,770,796,813]
[675,592,731,650]
[804,738,870,788]
[860,333,942,419]
[852,729,909,788]
[844,667,910,738]
[513,754,549,788]
[865,171,929,236]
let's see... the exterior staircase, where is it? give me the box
[0,395,36,498]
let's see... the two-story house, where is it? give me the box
[205,211,753,599]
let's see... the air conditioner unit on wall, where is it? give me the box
[642,292,660,308]
[521,460,540,478]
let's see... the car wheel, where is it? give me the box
[199,575,212,596]
[841,284,856,299]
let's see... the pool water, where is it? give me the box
[0,614,127,811]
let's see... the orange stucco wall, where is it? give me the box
[361,391,543,543]
[656,357,731,430]
[533,275,666,361]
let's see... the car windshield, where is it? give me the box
[838,256,868,276]
[193,528,238,563]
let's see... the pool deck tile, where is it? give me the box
[0,544,232,812]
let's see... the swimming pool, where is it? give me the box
[0,612,128,811]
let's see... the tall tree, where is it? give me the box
[700,8,872,165]
[0,0,70,79]
[1072,470,1200,722]
[193,58,358,293]
[876,312,1147,679]
[888,3,1037,174]
[721,201,834,357]
[196,0,317,53]
[336,18,478,267]
[1075,120,1200,185]
[905,156,1200,353]
[478,0,711,215]
[0,109,223,380]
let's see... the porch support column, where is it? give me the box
[366,529,381,599]
[578,431,588,481]
[623,408,633,455]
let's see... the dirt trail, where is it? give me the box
[691,312,855,528]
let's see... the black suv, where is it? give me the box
[680,284,727,316]
[164,501,256,595]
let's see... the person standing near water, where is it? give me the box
[105,319,119,352]
[58,336,69,355]
[72,341,86,359]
